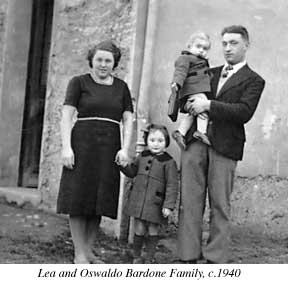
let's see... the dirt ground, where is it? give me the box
[1,198,288,264]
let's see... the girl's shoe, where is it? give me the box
[145,235,159,264]
[133,257,144,264]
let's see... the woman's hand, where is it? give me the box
[62,147,75,169]
[162,208,173,218]
[115,149,129,167]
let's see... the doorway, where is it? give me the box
[18,0,54,188]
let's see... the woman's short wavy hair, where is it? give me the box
[87,40,121,69]
[143,124,171,148]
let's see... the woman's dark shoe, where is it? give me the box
[87,254,105,264]
[172,130,186,150]
[73,256,90,264]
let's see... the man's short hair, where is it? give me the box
[221,25,249,43]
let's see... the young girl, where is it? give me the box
[119,124,179,264]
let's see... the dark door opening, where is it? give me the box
[18,0,54,188]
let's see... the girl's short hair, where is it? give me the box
[143,124,170,147]
[186,32,211,49]
[86,40,121,69]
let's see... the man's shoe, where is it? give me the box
[205,260,217,264]
[172,130,186,150]
[193,130,211,146]
[179,259,197,264]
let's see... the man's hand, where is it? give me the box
[186,97,210,115]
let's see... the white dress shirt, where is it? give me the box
[216,60,247,95]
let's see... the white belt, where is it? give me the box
[77,116,120,125]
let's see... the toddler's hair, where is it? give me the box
[143,124,170,147]
[186,32,211,50]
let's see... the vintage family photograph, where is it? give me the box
[0,0,286,268]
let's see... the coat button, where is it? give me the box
[147,160,152,164]
[145,166,149,171]
[208,121,213,125]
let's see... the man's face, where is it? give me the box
[222,33,249,65]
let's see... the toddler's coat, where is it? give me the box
[121,150,178,224]
[173,51,211,101]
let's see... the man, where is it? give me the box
[177,25,265,264]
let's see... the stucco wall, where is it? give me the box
[147,0,288,177]
[39,0,136,209]
[0,0,8,77]
[0,0,32,186]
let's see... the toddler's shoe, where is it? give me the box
[193,131,211,146]
[172,130,186,150]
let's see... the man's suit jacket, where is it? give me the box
[185,64,265,161]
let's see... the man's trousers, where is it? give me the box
[177,141,237,263]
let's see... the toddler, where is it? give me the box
[170,32,212,150]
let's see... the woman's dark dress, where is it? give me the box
[57,74,133,219]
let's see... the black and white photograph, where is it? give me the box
[0,0,287,280]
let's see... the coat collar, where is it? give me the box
[181,50,208,62]
[141,150,172,162]
[211,64,252,98]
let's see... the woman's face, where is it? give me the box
[92,50,115,79]
[147,130,166,154]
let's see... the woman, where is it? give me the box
[56,40,133,264]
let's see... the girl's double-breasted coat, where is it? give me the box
[120,150,179,224]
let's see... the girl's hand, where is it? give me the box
[115,149,129,167]
[62,147,75,169]
[171,82,178,91]
[162,208,172,218]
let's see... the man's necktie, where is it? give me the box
[221,64,233,78]
[216,65,234,96]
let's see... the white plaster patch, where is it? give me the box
[254,15,263,21]
[262,109,277,139]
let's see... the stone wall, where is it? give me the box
[39,0,136,209]
[231,177,288,238]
